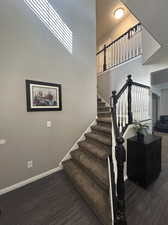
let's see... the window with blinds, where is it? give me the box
[25,0,73,53]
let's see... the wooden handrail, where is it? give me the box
[132,81,150,89]
[96,23,142,74]
[96,23,141,56]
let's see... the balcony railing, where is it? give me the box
[96,23,142,74]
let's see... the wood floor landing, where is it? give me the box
[0,171,101,225]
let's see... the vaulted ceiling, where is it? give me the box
[122,0,168,46]
[96,0,131,42]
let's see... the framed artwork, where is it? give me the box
[26,80,62,111]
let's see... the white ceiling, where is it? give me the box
[122,0,168,46]
[96,0,130,41]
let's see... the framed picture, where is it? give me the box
[26,80,62,111]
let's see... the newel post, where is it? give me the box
[111,90,127,225]
[103,44,107,72]
[115,136,127,225]
[127,75,133,124]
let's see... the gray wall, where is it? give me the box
[97,55,168,104]
[97,56,150,103]
[0,0,96,189]
[160,89,168,115]
[142,27,160,64]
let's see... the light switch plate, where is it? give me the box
[0,139,6,145]
[47,121,52,128]
[27,160,33,169]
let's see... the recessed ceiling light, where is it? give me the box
[114,8,125,19]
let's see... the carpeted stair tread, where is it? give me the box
[98,110,110,114]
[78,140,111,160]
[85,132,111,146]
[97,117,112,124]
[91,125,111,135]
[71,149,109,191]
[98,112,111,118]
[63,160,111,225]
[98,106,110,112]
[97,102,106,107]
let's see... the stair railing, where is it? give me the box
[97,23,142,74]
[110,75,150,225]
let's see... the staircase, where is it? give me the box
[63,97,112,225]
[63,75,151,225]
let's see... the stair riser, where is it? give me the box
[82,138,111,152]
[97,103,106,107]
[91,129,111,139]
[70,156,109,192]
[78,145,107,162]
[97,121,112,128]
[98,112,111,118]
[78,141,111,161]
[85,136,111,147]
[91,126,111,135]
[63,164,110,225]
[98,107,110,112]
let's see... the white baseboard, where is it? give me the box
[59,119,96,168]
[0,119,97,196]
[0,166,62,196]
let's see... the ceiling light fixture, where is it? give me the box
[114,8,125,19]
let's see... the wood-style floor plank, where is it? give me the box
[0,171,102,225]
[126,132,168,225]
[0,131,167,225]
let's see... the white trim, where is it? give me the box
[59,119,96,168]
[0,166,62,196]
[0,119,97,196]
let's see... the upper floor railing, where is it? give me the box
[97,23,142,74]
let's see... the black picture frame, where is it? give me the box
[26,80,62,112]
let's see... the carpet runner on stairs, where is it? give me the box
[63,97,112,225]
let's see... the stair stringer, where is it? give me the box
[59,119,96,168]
[98,94,114,225]
[97,93,111,107]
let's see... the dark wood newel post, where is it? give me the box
[108,155,118,224]
[115,136,127,225]
[127,75,133,124]
[103,44,107,72]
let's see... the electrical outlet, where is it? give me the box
[27,160,33,169]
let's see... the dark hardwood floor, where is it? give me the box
[0,131,167,225]
[0,171,102,225]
